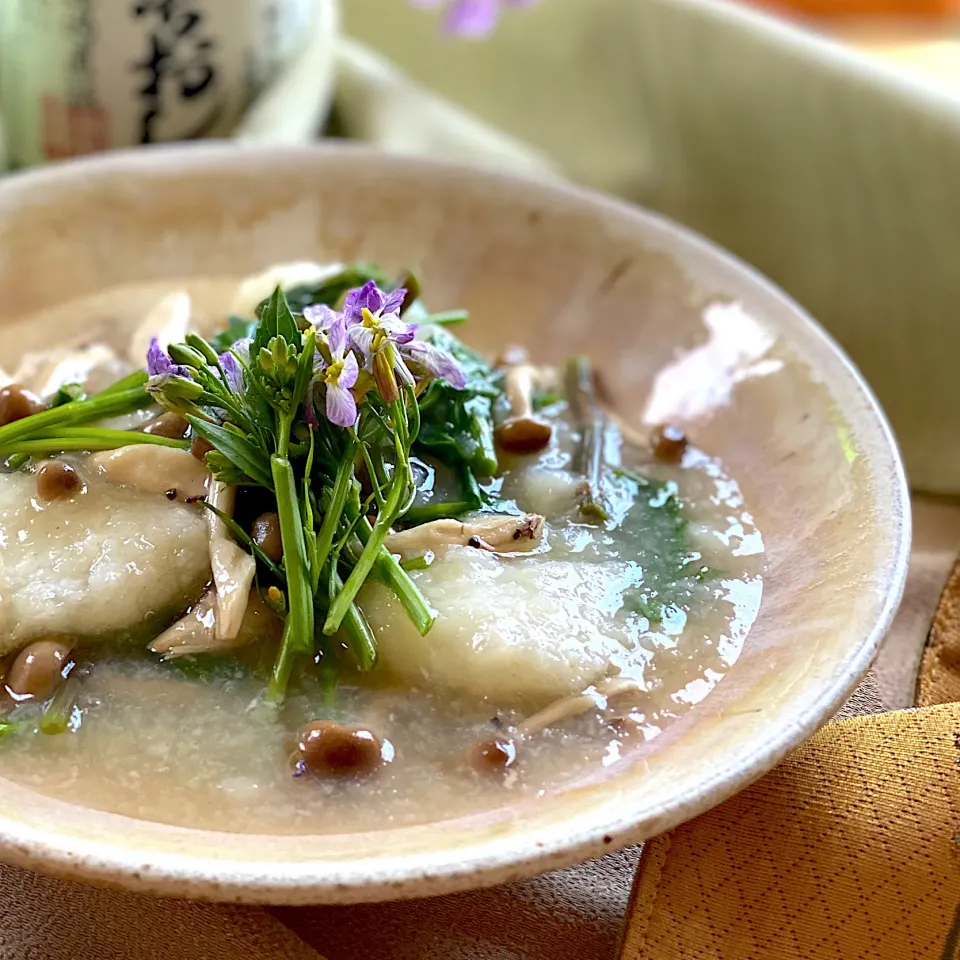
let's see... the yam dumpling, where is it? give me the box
[0,471,209,654]
[361,546,638,705]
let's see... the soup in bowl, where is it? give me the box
[0,145,908,903]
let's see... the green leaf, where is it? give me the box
[185,415,273,489]
[255,286,299,357]
[291,328,316,414]
[414,328,502,479]
[210,316,257,354]
[51,383,85,407]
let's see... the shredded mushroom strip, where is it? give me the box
[384,513,545,560]
[206,480,256,641]
[516,678,644,737]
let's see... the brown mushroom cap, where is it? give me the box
[35,460,83,502]
[650,424,688,463]
[0,384,46,427]
[6,639,73,701]
[296,721,387,778]
[251,512,283,564]
[142,412,190,439]
[467,736,518,775]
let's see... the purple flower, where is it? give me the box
[343,280,407,326]
[401,340,466,389]
[219,350,244,393]
[342,281,417,403]
[319,317,360,427]
[146,337,190,379]
[301,303,341,333]
[408,0,537,37]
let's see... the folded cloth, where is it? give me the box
[619,551,960,960]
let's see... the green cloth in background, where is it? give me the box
[345,0,960,496]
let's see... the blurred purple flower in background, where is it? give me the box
[408,0,538,37]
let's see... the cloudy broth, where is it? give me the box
[0,281,763,834]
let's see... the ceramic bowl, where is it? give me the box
[0,144,909,904]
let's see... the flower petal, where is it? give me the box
[381,287,407,316]
[381,314,417,345]
[302,303,340,332]
[344,280,384,323]
[146,337,171,376]
[348,323,376,364]
[326,382,358,427]
[403,341,467,389]
[146,337,191,379]
[339,349,359,390]
[219,351,244,392]
[395,355,416,389]
[230,337,253,364]
[328,315,348,357]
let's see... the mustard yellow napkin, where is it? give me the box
[620,564,960,960]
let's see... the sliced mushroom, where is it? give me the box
[127,291,192,367]
[495,364,553,455]
[230,262,343,319]
[385,513,545,560]
[517,677,644,737]
[206,480,257,641]
[149,586,280,658]
[87,445,209,500]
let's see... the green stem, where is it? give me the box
[418,309,468,327]
[0,430,190,457]
[0,432,188,456]
[98,370,149,396]
[0,386,152,445]
[39,667,85,736]
[345,497,435,636]
[314,436,358,576]
[200,502,286,580]
[324,462,408,636]
[359,442,386,509]
[267,454,315,702]
[565,357,610,522]
[327,568,377,671]
[277,413,292,459]
[467,405,498,477]
[268,629,296,704]
[400,500,473,525]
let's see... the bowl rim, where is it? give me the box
[0,142,911,904]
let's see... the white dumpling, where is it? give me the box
[360,547,637,705]
[0,471,210,654]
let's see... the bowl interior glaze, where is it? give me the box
[0,145,908,904]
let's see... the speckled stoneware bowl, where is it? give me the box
[0,145,909,904]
